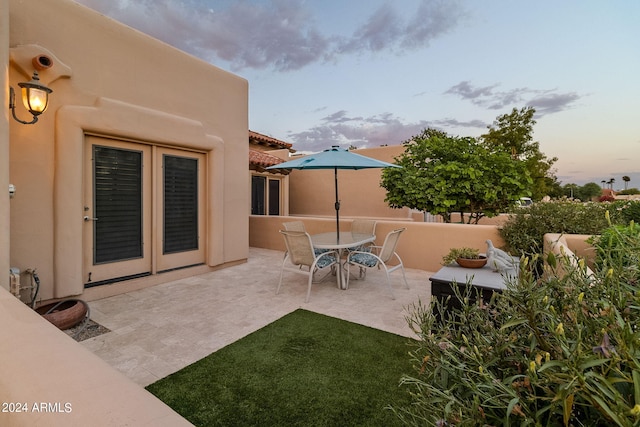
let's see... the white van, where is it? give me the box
[517,197,533,207]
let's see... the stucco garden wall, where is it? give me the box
[6,0,248,300]
[250,215,505,273]
[1,0,10,291]
[0,285,193,426]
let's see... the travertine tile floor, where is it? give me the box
[81,247,434,386]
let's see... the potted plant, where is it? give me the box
[442,247,487,268]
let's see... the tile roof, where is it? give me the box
[249,130,294,151]
[249,149,290,174]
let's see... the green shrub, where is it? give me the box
[395,222,640,426]
[609,200,640,225]
[589,221,640,285]
[442,247,481,265]
[500,200,618,260]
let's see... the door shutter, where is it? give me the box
[93,146,143,264]
[163,155,199,254]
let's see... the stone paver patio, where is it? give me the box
[81,247,433,386]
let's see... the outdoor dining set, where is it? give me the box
[276,219,410,303]
[266,145,409,302]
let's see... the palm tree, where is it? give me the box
[601,180,606,189]
[623,175,631,190]
[608,178,616,190]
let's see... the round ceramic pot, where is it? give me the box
[456,256,487,269]
[36,300,88,330]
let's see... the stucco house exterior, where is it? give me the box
[248,130,294,216]
[2,0,249,302]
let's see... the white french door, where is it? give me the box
[83,135,205,287]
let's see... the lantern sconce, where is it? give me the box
[9,65,53,125]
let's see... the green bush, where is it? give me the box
[608,200,640,225]
[395,222,640,426]
[617,189,640,196]
[442,247,482,265]
[590,221,640,285]
[500,200,620,260]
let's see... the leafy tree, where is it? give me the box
[578,182,604,201]
[381,128,531,223]
[481,107,558,200]
[544,175,564,199]
[563,183,579,199]
[562,182,602,201]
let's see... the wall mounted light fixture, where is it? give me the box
[9,71,53,125]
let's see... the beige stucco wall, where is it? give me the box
[1,0,9,292]
[0,285,193,426]
[250,215,505,273]
[288,145,413,220]
[7,0,248,300]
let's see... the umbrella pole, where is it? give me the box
[334,167,340,242]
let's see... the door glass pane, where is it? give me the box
[164,155,199,254]
[268,179,280,215]
[251,176,266,215]
[93,146,143,264]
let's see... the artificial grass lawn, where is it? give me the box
[146,309,416,426]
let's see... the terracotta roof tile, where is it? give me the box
[249,149,290,174]
[249,130,294,151]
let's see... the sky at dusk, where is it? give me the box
[74,0,640,188]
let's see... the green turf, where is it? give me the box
[146,309,415,426]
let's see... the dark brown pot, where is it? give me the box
[456,256,487,269]
[36,300,88,330]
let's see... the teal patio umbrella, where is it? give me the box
[267,146,400,242]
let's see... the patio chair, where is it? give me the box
[277,230,338,303]
[349,219,377,252]
[347,219,377,277]
[282,221,306,232]
[345,228,409,299]
[350,219,377,236]
[283,220,328,257]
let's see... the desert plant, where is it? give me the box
[589,220,640,285]
[609,200,640,225]
[394,220,640,426]
[442,247,481,265]
[500,199,615,260]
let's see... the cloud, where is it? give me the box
[75,0,465,71]
[445,81,500,101]
[445,81,582,116]
[433,118,488,129]
[321,110,364,124]
[288,106,492,153]
[528,91,581,115]
[288,111,438,152]
[337,3,403,53]
[402,0,467,49]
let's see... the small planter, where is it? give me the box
[36,299,88,330]
[456,256,487,269]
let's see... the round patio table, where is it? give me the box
[311,232,376,290]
